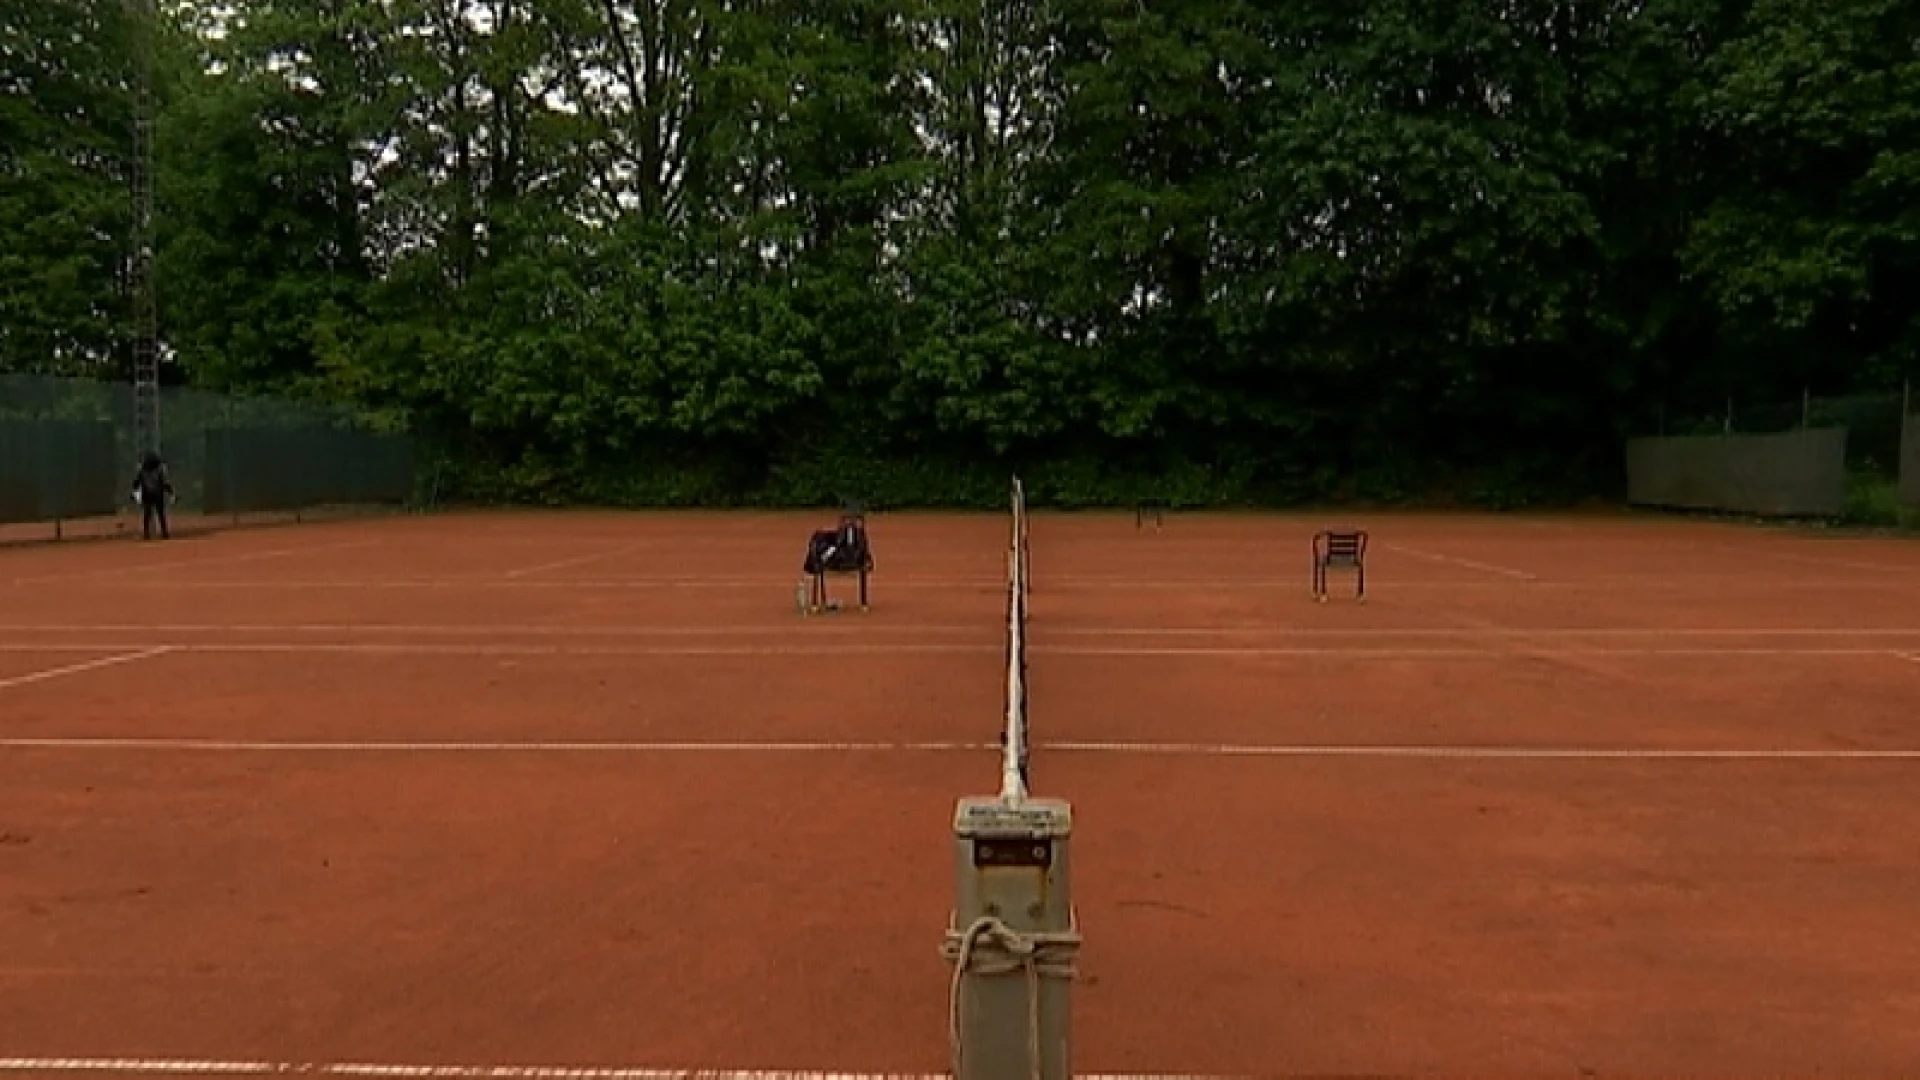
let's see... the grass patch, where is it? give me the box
[1841,474,1919,530]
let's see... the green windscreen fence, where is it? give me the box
[1,373,415,528]
[203,428,415,514]
[0,419,121,523]
[1903,408,1919,509]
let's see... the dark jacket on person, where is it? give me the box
[132,455,173,500]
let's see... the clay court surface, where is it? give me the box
[4,508,1920,1078]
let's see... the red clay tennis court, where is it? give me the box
[3,508,1920,1077]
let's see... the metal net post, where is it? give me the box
[945,474,1075,1080]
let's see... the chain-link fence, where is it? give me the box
[1644,387,1917,523]
[1655,392,1905,475]
[1,373,418,541]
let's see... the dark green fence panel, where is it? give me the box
[1902,410,1919,510]
[0,420,120,523]
[204,428,415,514]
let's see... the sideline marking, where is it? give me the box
[0,647,174,691]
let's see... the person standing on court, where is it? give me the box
[131,451,174,540]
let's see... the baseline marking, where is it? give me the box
[1380,543,1537,580]
[4,738,1919,761]
[0,647,174,692]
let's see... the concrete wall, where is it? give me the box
[1625,427,1848,517]
[1902,411,1920,509]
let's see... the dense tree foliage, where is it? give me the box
[3,0,1917,506]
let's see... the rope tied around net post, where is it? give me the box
[943,913,1082,1080]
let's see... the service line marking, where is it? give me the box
[0,642,1910,662]
[1380,543,1537,580]
[0,642,999,658]
[8,623,1920,640]
[502,542,654,580]
[0,623,990,638]
[4,738,1919,761]
[39,577,1920,592]
[0,1061,1236,1080]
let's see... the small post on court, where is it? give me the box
[946,795,1077,1080]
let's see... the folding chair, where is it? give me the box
[1311,529,1367,603]
[798,507,874,614]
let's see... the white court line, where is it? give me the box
[0,642,999,658]
[0,1062,1237,1080]
[4,738,1919,761]
[0,642,1905,660]
[1036,638,1904,657]
[1047,741,1920,760]
[1043,626,1920,638]
[54,577,1920,591]
[0,623,989,637]
[503,542,651,579]
[8,623,1920,640]
[0,1062,1228,1080]
[0,738,993,753]
[0,647,174,691]
[1692,541,1920,575]
[82,577,1004,591]
[1380,543,1537,580]
[7,540,381,586]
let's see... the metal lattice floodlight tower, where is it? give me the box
[129,0,160,456]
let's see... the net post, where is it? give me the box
[946,797,1076,1080]
[943,472,1073,1080]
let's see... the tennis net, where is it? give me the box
[1001,476,1030,800]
